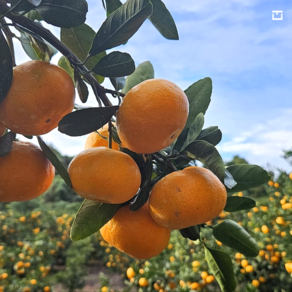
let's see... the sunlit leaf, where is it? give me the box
[148,0,178,40]
[92,51,135,77]
[204,245,237,292]
[224,196,256,212]
[0,132,16,157]
[70,200,120,241]
[226,164,271,192]
[61,24,105,83]
[89,0,153,56]
[213,220,259,257]
[37,136,71,187]
[185,78,212,129]
[122,61,154,94]
[58,106,119,136]
[0,30,13,103]
[183,140,225,182]
[58,56,75,83]
[36,0,88,28]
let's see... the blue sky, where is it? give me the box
[15,0,292,172]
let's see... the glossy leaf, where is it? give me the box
[226,164,271,192]
[213,220,259,257]
[58,106,119,136]
[196,126,222,146]
[70,200,120,241]
[110,77,125,91]
[130,155,152,211]
[74,71,89,103]
[148,0,178,40]
[0,132,16,157]
[0,30,13,104]
[204,245,237,292]
[185,77,212,129]
[89,0,153,56]
[224,196,256,212]
[122,61,154,94]
[36,0,88,28]
[224,169,237,189]
[61,24,105,84]
[92,51,135,77]
[58,56,75,83]
[10,0,35,13]
[183,140,225,182]
[37,136,71,187]
[105,0,122,16]
[180,225,200,241]
[180,113,204,151]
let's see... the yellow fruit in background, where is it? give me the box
[116,79,189,154]
[126,267,135,279]
[84,123,119,150]
[0,60,75,136]
[100,204,171,259]
[68,147,141,204]
[149,166,227,229]
[138,277,149,287]
[261,225,269,234]
[252,279,260,288]
[0,141,55,202]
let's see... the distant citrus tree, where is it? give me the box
[0,1,271,291]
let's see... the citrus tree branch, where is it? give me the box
[0,2,116,107]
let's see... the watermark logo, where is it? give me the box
[272,11,283,20]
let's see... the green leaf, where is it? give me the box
[173,113,204,152]
[130,155,152,211]
[122,61,154,94]
[70,200,120,241]
[25,9,42,21]
[110,77,125,91]
[36,0,88,28]
[58,56,75,83]
[180,225,200,241]
[92,51,135,77]
[0,30,13,104]
[37,136,72,188]
[61,24,105,84]
[224,196,256,212]
[185,77,212,129]
[213,220,259,257]
[148,0,178,40]
[204,245,237,292]
[105,0,122,16]
[58,106,119,137]
[10,0,35,13]
[0,132,16,157]
[226,164,271,192]
[183,140,225,182]
[74,71,89,103]
[196,126,222,146]
[89,0,153,56]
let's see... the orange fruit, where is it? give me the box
[126,267,136,279]
[100,204,171,259]
[68,147,141,204]
[116,79,189,154]
[148,166,227,229]
[84,123,119,150]
[0,60,75,136]
[138,277,149,287]
[0,141,54,202]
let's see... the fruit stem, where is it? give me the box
[0,2,123,106]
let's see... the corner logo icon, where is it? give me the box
[272,11,283,20]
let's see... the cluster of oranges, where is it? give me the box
[68,78,227,259]
[0,60,227,260]
[0,60,75,203]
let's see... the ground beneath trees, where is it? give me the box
[53,260,136,292]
